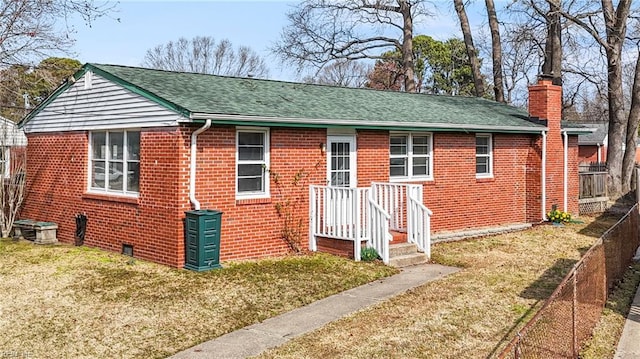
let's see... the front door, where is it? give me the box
[327,135,357,187]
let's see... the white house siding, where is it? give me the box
[22,72,186,133]
[0,117,27,146]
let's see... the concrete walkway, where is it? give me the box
[614,249,640,359]
[169,263,459,359]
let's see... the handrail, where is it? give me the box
[408,193,432,259]
[367,193,391,264]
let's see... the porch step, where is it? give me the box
[389,242,418,257]
[388,242,428,268]
[390,230,408,243]
[388,252,429,268]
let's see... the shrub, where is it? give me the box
[360,246,380,262]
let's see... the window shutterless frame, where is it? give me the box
[236,127,270,199]
[475,134,493,178]
[88,130,140,197]
[389,132,433,181]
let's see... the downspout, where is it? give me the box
[562,130,568,212]
[597,144,602,163]
[189,119,212,210]
[541,131,547,220]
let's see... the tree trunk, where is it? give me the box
[541,0,563,87]
[602,0,631,197]
[400,0,416,92]
[485,0,505,102]
[622,50,640,190]
[453,0,484,97]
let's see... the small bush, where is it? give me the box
[361,246,380,262]
[547,204,572,224]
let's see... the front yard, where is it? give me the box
[256,212,637,359]
[1,209,637,359]
[0,243,396,358]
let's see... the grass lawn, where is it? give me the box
[0,243,397,358]
[256,212,634,359]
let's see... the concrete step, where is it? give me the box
[390,230,408,243]
[389,242,418,257]
[388,252,429,268]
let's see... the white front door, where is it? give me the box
[327,135,357,187]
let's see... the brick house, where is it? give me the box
[577,122,640,165]
[18,64,590,267]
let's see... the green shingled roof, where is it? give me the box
[24,63,550,133]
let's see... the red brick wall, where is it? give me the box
[425,133,534,230]
[579,145,600,164]
[528,79,579,215]
[22,123,579,267]
[22,128,187,267]
[186,126,327,262]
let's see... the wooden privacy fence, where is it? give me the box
[579,166,608,214]
[498,204,640,359]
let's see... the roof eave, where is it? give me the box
[562,127,598,135]
[189,113,547,134]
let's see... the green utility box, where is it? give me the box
[184,210,223,271]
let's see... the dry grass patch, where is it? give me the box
[258,214,624,359]
[0,241,396,358]
[581,262,640,359]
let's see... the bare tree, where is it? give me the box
[485,0,505,102]
[548,0,632,195]
[0,0,115,66]
[453,0,485,97]
[142,36,270,78]
[273,0,435,93]
[302,60,370,87]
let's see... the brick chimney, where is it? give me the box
[527,75,568,218]
[528,75,562,131]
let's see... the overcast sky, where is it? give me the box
[65,0,492,82]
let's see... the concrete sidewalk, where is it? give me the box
[169,263,459,359]
[614,250,640,359]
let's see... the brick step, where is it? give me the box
[388,252,429,268]
[390,230,408,243]
[389,242,418,257]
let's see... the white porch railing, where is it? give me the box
[309,183,431,264]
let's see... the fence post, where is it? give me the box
[572,272,578,358]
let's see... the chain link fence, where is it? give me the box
[498,204,639,359]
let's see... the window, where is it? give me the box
[0,147,9,178]
[89,130,140,196]
[476,134,493,178]
[237,128,269,198]
[389,133,432,180]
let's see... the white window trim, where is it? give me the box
[389,132,433,182]
[1,147,9,179]
[475,134,493,179]
[87,130,140,197]
[236,127,270,199]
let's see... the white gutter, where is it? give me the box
[562,130,568,212]
[189,112,548,134]
[597,144,602,163]
[189,119,212,210]
[542,131,547,220]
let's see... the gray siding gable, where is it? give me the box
[22,72,186,133]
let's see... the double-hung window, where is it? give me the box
[389,133,432,180]
[236,128,269,198]
[89,130,140,196]
[475,134,493,178]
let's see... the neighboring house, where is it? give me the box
[0,116,27,176]
[577,122,640,165]
[18,64,590,267]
